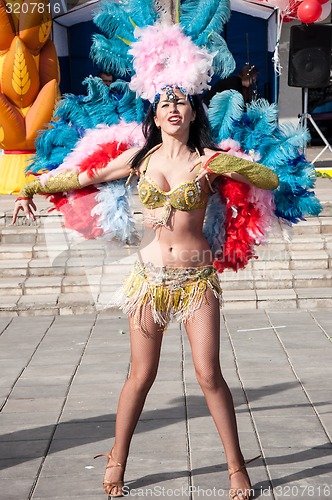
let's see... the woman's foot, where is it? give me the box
[94,449,125,497]
[228,465,252,500]
[228,455,260,500]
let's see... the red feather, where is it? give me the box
[48,186,103,239]
[78,141,130,178]
[214,178,259,272]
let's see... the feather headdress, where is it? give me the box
[129,23,215,102]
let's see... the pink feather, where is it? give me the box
[40,121,144,186]
[129,23,214,102]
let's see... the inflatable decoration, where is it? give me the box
[0,0,59,194]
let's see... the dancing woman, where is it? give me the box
[13,80,278,500]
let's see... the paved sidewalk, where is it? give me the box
[0,310,331,500]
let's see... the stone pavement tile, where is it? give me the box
[191,465,269,500]
[269,469,332,500]
[255,426,328,449]
[119,477,191,500]
[32,475,100,499]
[1,478,35,500]
[0,315,54,338]
[147,380,184,396]
[63,394,120,413]
[48,439,114,458]
[310,309,332,331]
[187,417,260,451]
[143,391,185,410]
[253,415,325,437]
[303,389,332,413]
[28,350,84,366]
[319,415,332,439]
[186,400,251,423]
[0,440,49,459]
[59,409,117,423]
[264,446,332,469]
[83,343,130,356]
[0,457,43,479]
[32,498,101,500]
[131,432,188,459]
[16,374,74,388]
[249,399,316,418]
[52,421,115,441]
[236,366,296,382]
[0,317,12,331]
[133,419,187,447]
[293,371,332,391]
[39,454,99,478]
[2,397,64,414]
[67,382,124,398]
[0,411,59,426]
[245,386,312,411]
[19,363,76,379]
[73,364,128,385]
[0,421,56,442]
[267,309,325,330]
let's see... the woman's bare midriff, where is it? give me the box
[138,207,213,267]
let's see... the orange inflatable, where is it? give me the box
[0,0,60,194]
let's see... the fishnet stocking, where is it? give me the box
[184,291,251,494]
[104,289,250,496]
[104,304,165,490]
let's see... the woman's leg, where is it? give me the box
[184,291,252,498]
[103,306,165,495]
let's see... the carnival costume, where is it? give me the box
[19,0,320,324]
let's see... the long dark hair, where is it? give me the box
[131,95,219,170]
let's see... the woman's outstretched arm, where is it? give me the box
[12,147,139,223]
[198,152,279,190]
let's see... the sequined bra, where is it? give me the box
[137,154,208,227]
[138,157,207,210]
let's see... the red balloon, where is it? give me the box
[297,0,322,23]
[317,0,330,4]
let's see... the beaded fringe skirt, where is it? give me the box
[113,260,222,328]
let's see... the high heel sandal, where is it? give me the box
[228,455,260,500]
[94,450,125,498]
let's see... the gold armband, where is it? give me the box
[205,153,279,191]
[18,171,81,198]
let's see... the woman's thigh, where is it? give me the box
[128,305,166,381]
[183,290,222,375]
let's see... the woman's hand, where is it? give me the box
[12,198,37,223]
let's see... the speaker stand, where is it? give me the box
[299,88,332,164]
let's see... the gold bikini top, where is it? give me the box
[138,157,207,210]
[137,152,208,227]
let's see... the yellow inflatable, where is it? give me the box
[0,0,59,194]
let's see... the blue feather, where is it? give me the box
[93,180,140,244]
[90,34,133,77]
[129,0,156,27]
[208,90,244,143]
[205,32,235,78]
[202,191,226,256]
[27,123,79,174]
[181,0,230,40]
[93,2,132,38]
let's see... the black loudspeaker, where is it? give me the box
[288,24,332,88]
